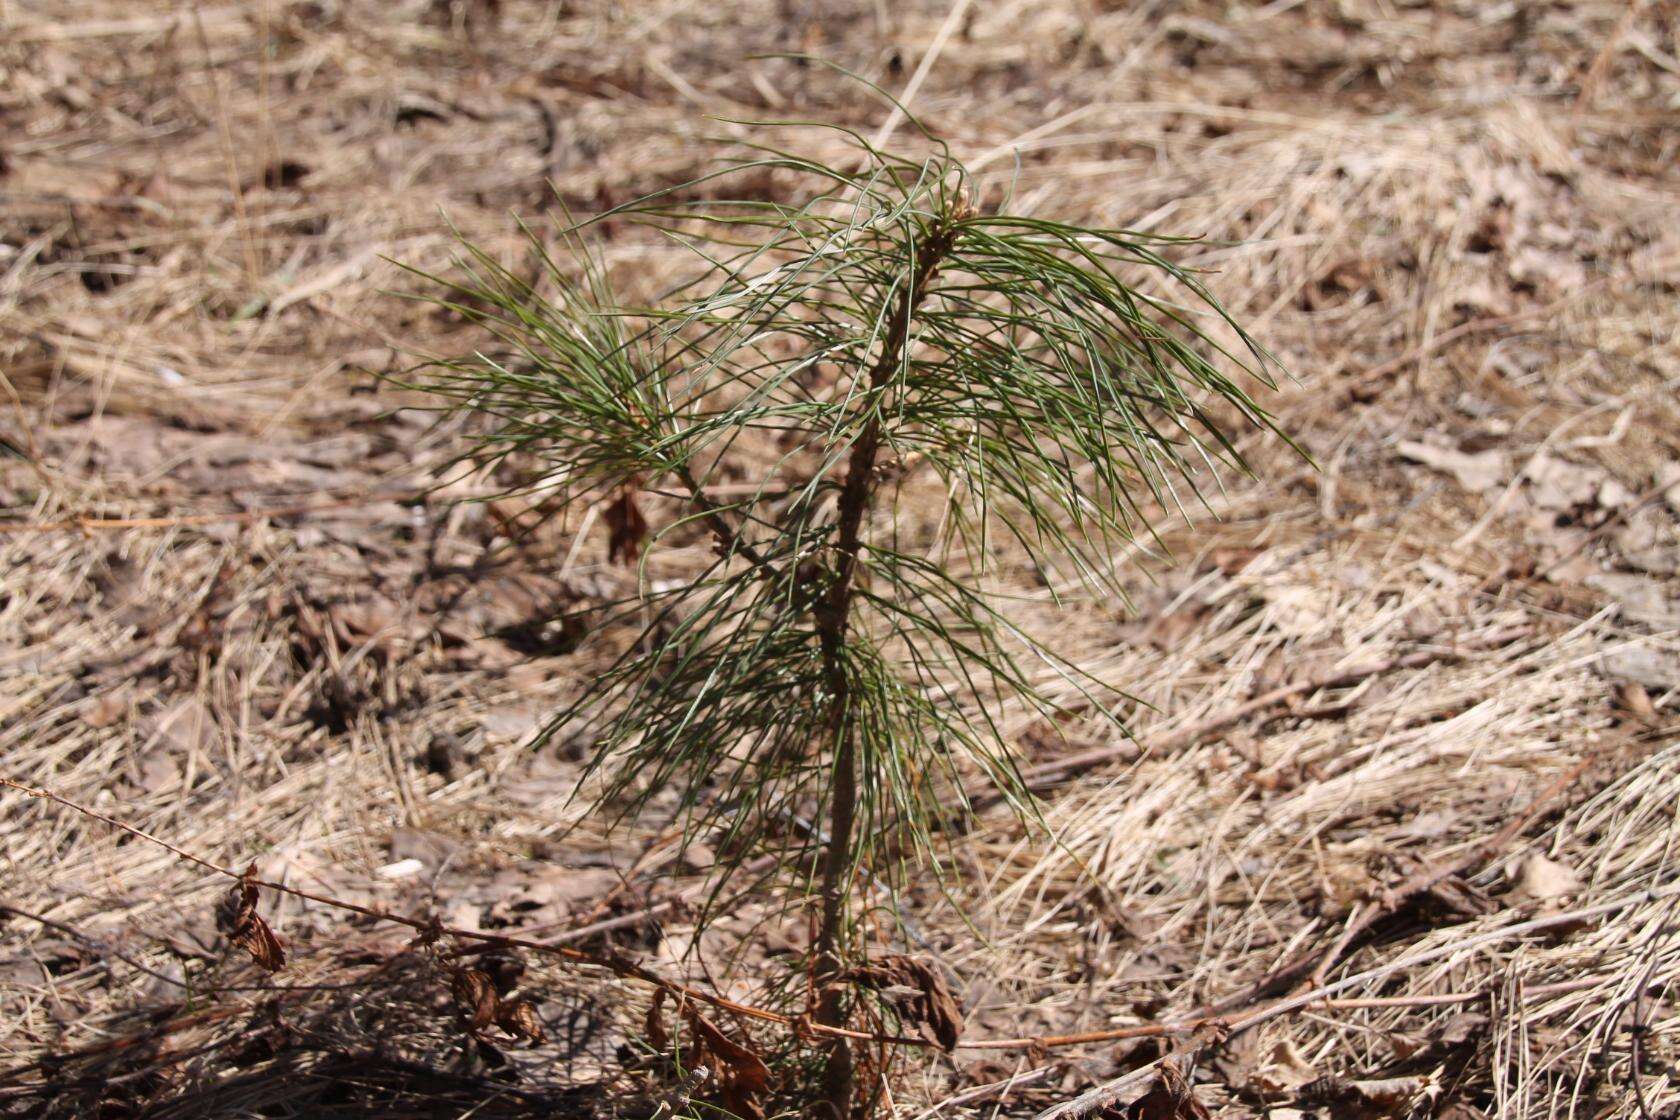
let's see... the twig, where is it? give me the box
[0,490,421,535]
[1,760,1657,1095]
[975,625,1532,805]
[1203,753,1594,1015]
[914,1063,1056,1119]
[0,774,1171,1055]
[1033,880,1680,1120]
[0,777,814,1036]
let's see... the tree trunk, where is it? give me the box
[809,217,957,1119]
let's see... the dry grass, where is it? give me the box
[2,1,1678,1117]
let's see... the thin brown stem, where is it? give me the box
[810,215,959,1118]
[672,461,777,573]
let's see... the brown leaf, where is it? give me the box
[645,988,669,1052]
[685,1008,771,1120]
[1510,854,1582,902]
[1398,440,1507,492]
[1248,1039,1318,1096]
[1110,1061,1211,1119]
[604,484,648,566]
[452,968,500,1032]
[1300,1074,1433,1117]
[82,690,129,729]
[1613,681,1659,726]
[216,865,286,973]
[845,954,963,1050]
[496,998,546,1045]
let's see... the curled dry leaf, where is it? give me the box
[645,988,670,1052]
[604,483,648,566]
[1300,1074,1434,1117]
[497,998,546,1045]
[451,968,500,1032]
[685,1008,772,1120]
[845,954,963,1050]
[216,864,286,973]
[448,965,548,1046]
[1101,1060,1211,1120]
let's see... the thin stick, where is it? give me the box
[0,765,1650,1076]
[973,625,1532,805]
[0,774,1136,1054]
[0,491,421,534]
[1203,754,1595,1015]
[1033,880,1680,1120]
[0,777,807,1034]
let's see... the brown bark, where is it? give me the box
[810,217,958,1119]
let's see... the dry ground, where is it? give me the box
[2,1,1679,1117]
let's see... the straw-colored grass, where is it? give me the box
[2,2,1676,1116]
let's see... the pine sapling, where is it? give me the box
[412,115,1285,1117]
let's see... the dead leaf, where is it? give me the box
[479,703,544,742]
[1587,572,1680,631]
[1507,246,1586,293]
[1511,854,1582,901]
[82,690,129,729]
[1398,440,1507,492]
[487,865,619,926]
[1300,1074,1433,1117]
[451,968,500,1032]
[1613,511,1679,576]
[1660,463,1680,517]
[1116,1060,1211,1119]
[604,484,648,566]
[645,988,669,1052]
[216,865,286,972]
[685,1008,771,1120]
[1523,453,1606,512]
[1438,1012,1488,1046]
[1249,1039,1318,1096]
[846,954,963,1050]
[143,697,217,756]
[1613,682,1660,726]
[1386,1032,1428,1062]
[496,998,546,1044]
[1262,584,1336,638]
[1600,644,1680,691]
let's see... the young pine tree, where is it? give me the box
[414,120,1283,1117]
